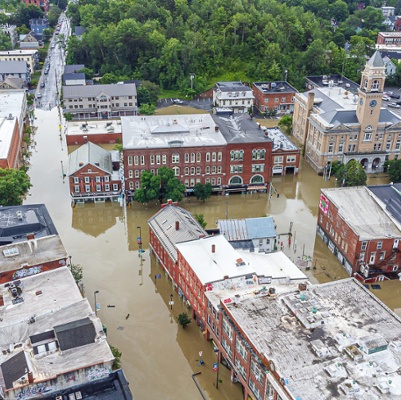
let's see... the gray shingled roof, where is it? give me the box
[148,204,207,263]
[63,83,136,99]
[0,60,27,74]
[367,50,384,68]
[54,317,96,351]
[68,142,113,175]
[64,64,85,74]
[1,351,28,389]
[63,72,85,81]
[368,183,401,225]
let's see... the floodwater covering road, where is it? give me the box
[24,101,401,399]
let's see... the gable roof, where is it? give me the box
[0,77,24,89]
[1,351,28,389]
[0,60,27,74]
[148,204,207,263]
[54,317,96,351]
[63,83,136,99]
[218,217,276,242]
[63,72,85,82]
[368,183,401,225]
[68,142,113,175]
[64,64,85,74]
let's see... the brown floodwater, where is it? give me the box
[24,107,401,400]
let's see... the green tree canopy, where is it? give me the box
[387,159,401,183]
[278,115,293,135]
[335,159,367,187]
[177,312,191,329]
[193,213,207,229]
[134,167,185,204]
[193,182,213,202]
[0,168,31,206]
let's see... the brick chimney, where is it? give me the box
[167,199,173,204]
[212,244,216,253]
[175,221,180,230]
[26,233,34,240]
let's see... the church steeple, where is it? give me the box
[356,51,386,128]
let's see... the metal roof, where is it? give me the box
[63,72,85,81]
[217,217,276,241]
[68,142,114,175]
[148,204,207,263]
[368,183,401,225]
[63,83,136,99]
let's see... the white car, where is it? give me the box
[388,102,400,108]
[383,95,391,101]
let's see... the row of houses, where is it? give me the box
[146,201,401,400]
[66,113,301,203]
[0,204,133,399]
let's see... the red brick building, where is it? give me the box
[121,114,273,194]
[68,142,122,203]
[0,116,21,169]
[317,186,401,282]
[376,31,401,46]
[66,120,121,146]
[21,0,49,12]
[252,81,298,115]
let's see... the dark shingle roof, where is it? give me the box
[1,351,28,389]
[54,318,96,351]
[367,51,384,68]
[64,64,85,74]
[368,184,401,225]
[63,72,85,82]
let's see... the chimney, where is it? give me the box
[215,126,219,132]
[28,371,33,383]
[212,244,216,253]
[167,199,172,204]
[26,233,34,240]
[175,221,180,230]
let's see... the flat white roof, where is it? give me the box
[0,49,37,55]
[0,90,25,119]
[66,119,122,136]
[176,235,307,285]
[121,114,227,150]
[0,117,17,161]
[301,86,359,111]
[322,186,401,240]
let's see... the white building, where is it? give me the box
[213,81,254,113]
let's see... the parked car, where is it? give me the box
[383,95,391,101]
[37,92,42,99]
[388,102,400,108]
[40,82,45,88]
[390,94,401,99]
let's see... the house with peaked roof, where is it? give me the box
[62,83,137,120]
[0,60,30,85]
[217,216,277,253]
[382,55,397,76]
[19,33,39,49]
[68,142,122,203]
[293,51,401,174]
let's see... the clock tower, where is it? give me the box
[356,51,386,130]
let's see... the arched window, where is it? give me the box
[371,80,379,91]
[206,152,211,162]
[196,167,201,175]
[190,167,195,175]
[191,153,195,163]
[185,167,189,175]
[185,153,189,163]
[172,153,180,163]
[230,150,244,161]
[229,176,243,185]
[197,152,201,162]
[173,167,180,176]
[218,152,222,161]
[250,175,264,184]
[365,125,373,131]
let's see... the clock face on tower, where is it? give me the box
[360,98,363,105]
[369,100,377,108]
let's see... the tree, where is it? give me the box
[139,103,156,115]
[0,168,31,206]
[0,33,11,51]
[110,345,122,370]
[335,159,367,187]
[69,263,83,284]
[134,167,185,204]
[177,312,191,329]
[387,159,401,183]
[64,112,74,121]
[193,182,213,202]
[137,80,160,105]
[278,115,293,135]
[194,213,207,229]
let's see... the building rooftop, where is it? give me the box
[0,90,25,120]
[225,278,401,399]
[212,114,273,144]
[66,119,122,137]
[0,235,67,275]
[217,217,276,242]
[306,74,359,92]
[64,64,85,75]
[148,203,207,263]
[253,81,298,95]
[0,116,18,162]
[0,267,113,390]
[214,81,253,92]
[379,31,401,38]
[264,127,299,152]
[68,141,116,175]
[321,186,401,240]
[0,49,37,56]
[63,72,85,82]
[176,235,306,286]
[122,114,227,150]
[0,204,58,246]
[63,83,136,99]
[0,61,27,74]
[368,183,401,226]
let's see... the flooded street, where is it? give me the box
[24,106,401,399]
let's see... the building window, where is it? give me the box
[229,176,243,185]
[379,251,386,261]
[85,185,90,192]
[222,319,233,340]
[377,242,382,250]
[128,170,133,178]
[128,156,133,166]
[348,144,356,152]
[135,170,139,178]
[206,166,210,174]
[172,153,180,163]
[230,165,243,173]
[73,177,79,184]
[150,155,155,165]
[230,150,244,161]
[363,132,372,142]
[235,339,248,360]
[252,164,264,172]
[218,166,222,173]
[162,154,167,164]
[361,241,367,251]
[156,154,161,164]
[274,156,283,164]
[135,181,140,189]
[197,152,201,162]
[191,153,195,163]
[252,149,266,160]
[185,167,189,175]
[338,143,344,152]
[212,166,216,173]
[104,176,109,182]
[173,167,180,176]
[185,153,189,163]
[328,142,334,153]
[134,156,139,165]
[196,167,201,175]
[206,152,211,162]
[140,155,145,165]
[212,152,216,161]
[286,155,296,163]
[74,185,80,193]
[218,152,222,161]
[84,177,90,183]
[217,177,221,185]
[190,167,195,175]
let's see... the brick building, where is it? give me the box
[21,0,49,12]
[317,186,401,282]
[376,31,401,46]
[122,114,273,194]
[68,142,122,203]
[252,81,298,115]
[0,115,21,169]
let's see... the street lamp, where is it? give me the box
[68,255,72,267]
[169,293,174,310]
[190,73,195,90]
[94,290,99,316]
[137,226,142,244]
[284,69,288,82]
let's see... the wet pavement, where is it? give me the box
[23,100,401,399]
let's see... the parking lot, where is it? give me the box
[382,86,401,117]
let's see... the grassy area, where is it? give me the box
[155,105,210,115]
[206,72,253,87]
[158,89,184,99]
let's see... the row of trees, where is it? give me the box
[64,0,389,92]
